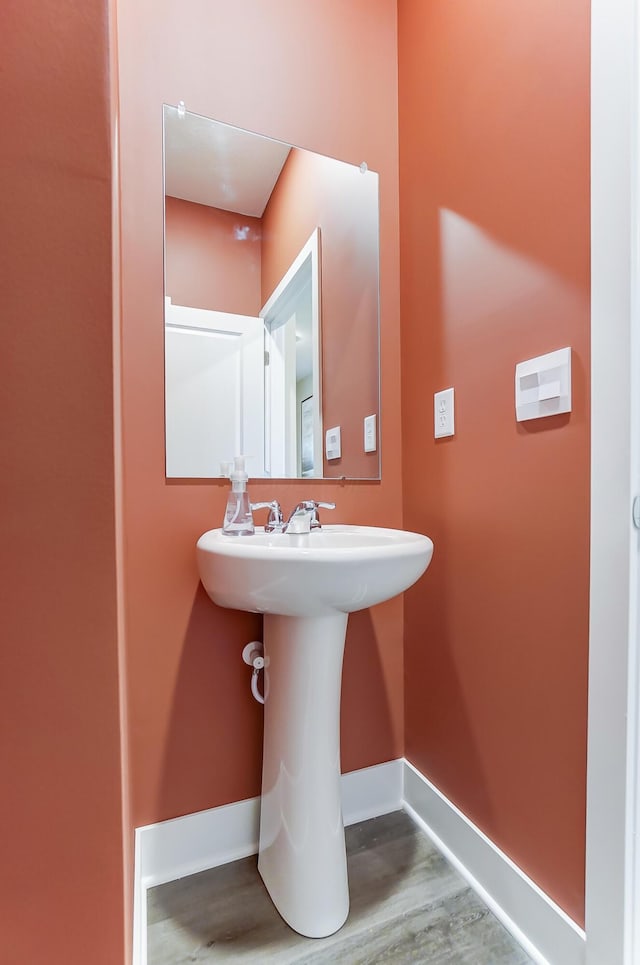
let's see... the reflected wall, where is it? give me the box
[262,147,380,479]
[165,198,262,316]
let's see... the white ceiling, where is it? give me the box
[164,105,291,217]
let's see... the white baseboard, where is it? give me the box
[133,758,586,965]
[133,759,402,965]
[402,760,586,965]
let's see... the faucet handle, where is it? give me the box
[298,499,336,530]
[250,500,285,533]
[293,500,336,509]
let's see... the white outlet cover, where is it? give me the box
[434,387,455,438]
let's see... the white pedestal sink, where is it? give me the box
[196,524,433,938]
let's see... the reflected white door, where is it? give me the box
[165,300,264,477]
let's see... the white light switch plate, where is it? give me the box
[434,387,455,438]
[515,347,571,421]
[325,426,341,460]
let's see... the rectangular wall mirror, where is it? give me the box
[163,104,381,479]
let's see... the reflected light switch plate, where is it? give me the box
[326,426,341,460]
[364,414,377,452]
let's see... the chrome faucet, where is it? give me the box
[285,500,335,535]
[250,500,286,533]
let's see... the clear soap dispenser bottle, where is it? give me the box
[222,455,254,536]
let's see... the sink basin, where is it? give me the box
[196,524,433,617]
[196,523,434,939]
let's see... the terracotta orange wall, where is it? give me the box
[398,0,590,925]
[165,197,262,315]
[2,0,126,962]
[116,0,401,829]
[262,148,380,478]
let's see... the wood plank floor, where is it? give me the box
[148,810,533,964]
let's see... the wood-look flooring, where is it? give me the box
[147,810,533,964]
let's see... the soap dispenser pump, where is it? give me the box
[222,456,254,536]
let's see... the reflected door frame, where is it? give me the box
[261,228,322,477]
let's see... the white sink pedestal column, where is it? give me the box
[196,525,434,934]
[257,611,350,938]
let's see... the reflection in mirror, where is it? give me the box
[163,105,380,479]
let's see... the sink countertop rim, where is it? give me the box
[196,524,434,561]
